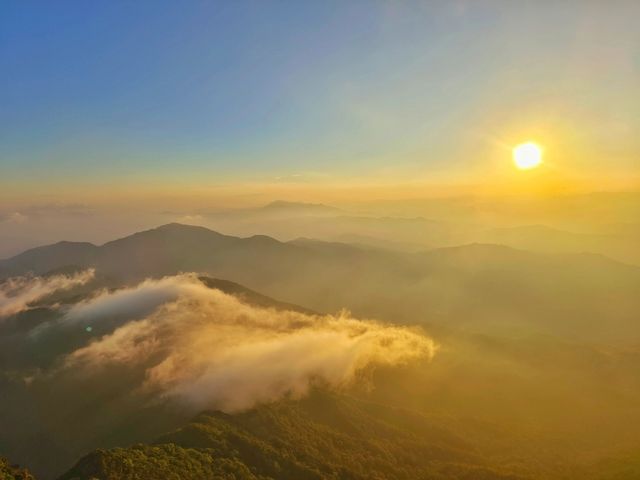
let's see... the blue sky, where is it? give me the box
[1,1,639,189]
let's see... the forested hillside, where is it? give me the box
[60,392,522,480]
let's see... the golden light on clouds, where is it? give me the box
[513,142,543,170]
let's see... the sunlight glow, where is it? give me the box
[513,142,543,170]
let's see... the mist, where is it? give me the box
[59,274,435,412]
[0,269,94,319]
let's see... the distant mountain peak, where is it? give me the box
[108,223,231,242]
[152,222,212,232]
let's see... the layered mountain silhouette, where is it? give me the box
[2,225,640,479]
[2,223,639,343]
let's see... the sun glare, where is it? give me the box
[513,142,543,170]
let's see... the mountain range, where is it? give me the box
[1,224,640,479]
[2,223,638,343]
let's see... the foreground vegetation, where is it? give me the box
[60,392,522,480]
[0,458,34,480]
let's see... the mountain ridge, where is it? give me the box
[2,223,639,344]
[3,222,636,271]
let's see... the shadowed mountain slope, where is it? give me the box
[59,392,522,480]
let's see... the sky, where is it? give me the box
[1,0,639,206]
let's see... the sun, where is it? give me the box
[513,142,543,170]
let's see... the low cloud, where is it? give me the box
[64,276,199,325]
[176,214,205,223]
[62,274,436,412]
[0,270,95,318]
[0,212,28,224]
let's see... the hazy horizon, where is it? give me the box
[2,1,639,195]
[3,1,639,259]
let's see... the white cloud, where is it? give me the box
[62,274,436,412]
[0,269,95,318]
